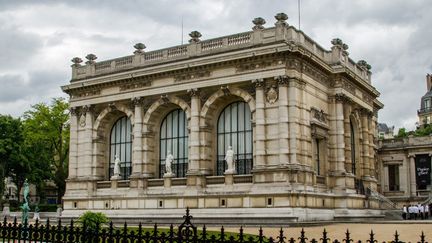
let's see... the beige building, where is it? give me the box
[378,136,432,206]
[61,13,384,222]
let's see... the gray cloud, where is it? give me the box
[0,0,430,131]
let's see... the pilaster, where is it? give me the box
[360,109,371,179]
[409,155,417,197]
[276,76,290,166]
[83,105,94,179]
[68,107,79,179]
[288,77,302,165]
[130,97,145,188]
[252,79,266,168]
[187,88,205,187]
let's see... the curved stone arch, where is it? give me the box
[91,103,134,180]
[200,87,256,126]
[143,95,191,125]
[93,104,134,138]
[141,95,191,178]
[199,87,256,175]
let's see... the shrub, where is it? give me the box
[77,211,109,231]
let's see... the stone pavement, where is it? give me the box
[213,221,432,242]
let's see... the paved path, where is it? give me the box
[211,221,432,242]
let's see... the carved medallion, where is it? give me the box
[266,86,278,104]
[79,114,86,127]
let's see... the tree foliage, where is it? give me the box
[0,115,25,199]
[22,98,70,203]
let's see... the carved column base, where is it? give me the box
[129,175,147,189]
[186,174,206,188]
[163,174,174,188]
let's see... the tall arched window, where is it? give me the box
[217,101,253,175]
[350,118,356,175]
[160,109,188,178]
[109,116,132,180]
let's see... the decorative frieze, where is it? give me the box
[235,59,283,73]
[120,79,151,91]
[174,70,211,82]
[311,107,327,124]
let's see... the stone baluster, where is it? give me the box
[276,76,290,165]
[68,107,79,179]
[252,79,266,168]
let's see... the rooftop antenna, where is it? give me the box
[181,16,184,45]
[298,0,301,30]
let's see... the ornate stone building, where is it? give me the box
[61,13,383,222]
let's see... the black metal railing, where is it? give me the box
[418,107,432,114]
[0,208,429,242]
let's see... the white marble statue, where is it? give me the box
[224,145,235,173]
[113,154,121,177]
[164,151,174,176]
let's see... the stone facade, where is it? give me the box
[378,136,432,206]
[61,13,383,222]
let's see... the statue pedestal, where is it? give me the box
[111,175,121,189]
[163,173,175,188]
[2,204,10,218]
[224,171,235,185]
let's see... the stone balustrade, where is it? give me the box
[71,16,371,84]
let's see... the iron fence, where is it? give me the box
[0,208,428,243]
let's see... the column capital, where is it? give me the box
[187,88,200,97]
[333,93,352,104]
[275,75,289,86]
[131,97,144,106]
[408,154,416,158]
[70,107,79,116]
[82,104,94,114]
[252,78,265,88]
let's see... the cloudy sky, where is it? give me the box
[0,0,431,131]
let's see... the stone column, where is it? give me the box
[68,107,79,179]
[83,105,94,178]
[343,103,352,173]
[288,77,301,165]
[368,116,376,178]
[130,97,144,187]
[334,95,346,173]
[252,79,266,168]
[360,109,371,178]
[277,76,290,165]
[383,165,389,191]
[187,88,205,187]
[409,155,417,197]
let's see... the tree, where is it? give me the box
[396,128,408,138]
[0,115,25,200]
[22,98,70,203]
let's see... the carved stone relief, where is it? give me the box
[266,86,278,104]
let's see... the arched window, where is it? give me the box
[109,116,132,180]
[217,101,253,175]
[160,109,188,178]
[350,118,356,175]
